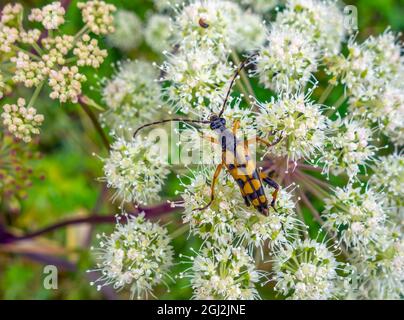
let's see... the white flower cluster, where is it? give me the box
[41,35,74,67]
[0,1,115,106]
[163,0,265,115]
[145,14,173,53]
[162,47,233,114]
[1,98,44,143]
[256,93,328,162]
[275,0,346,56]
[153,0,183,12]
[0,3,23,25]
[28,1,65,30]
[107,9,143,52]
[237,0,281,13]
[255,24,318,92]
[101,60,164,136]
[103,137,170,205]
[78,0,116,35]
[328,31,404,145]
[353,236,404,299]
[0,3,21,52]
[323,185,387,250]
[73,34,108,68]
[370,154,404,227]
[48,66,86,103]
[185,244,262,300]
[272,239,347,299]
[19,29,41,45]
[90,213,174,299]
[255,0,346,93]
[11,52,46,88]
[175,0,242,50]
[180,170,301,250]
[330,31,402,105]
[321,117,375,179]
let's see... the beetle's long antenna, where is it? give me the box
[218,52,258,117]
[133,118,210,139]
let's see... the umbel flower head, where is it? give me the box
[28,1,65,30]
[102,136,170,206]
[255,93,328,162]
[320,117,376,179]
[162,46,233,115]
[1,98,44,143]
[370,154,403,226]
[89,213,174,299]
[180,169,301,250]
[275,0,346,56]
[323,184,387,250]
[1,1,115,104]
[77,0,116,35]
[271,239,348,300]
[73,34,108,68]
[236,0,281,13]
[101,60,164,137]
[350,231,404,299]
[329,31,402,106]
[183,244,263,300]
[145,14,173,53]
[174,0,242,50]
[255,24,318,93]
[231,11,266,52]
[107,9,143,52]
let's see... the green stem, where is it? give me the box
[12,45,41,61]
[32,42,44,56]
[327,94,347,117]
[318,83,334,105]
[78,95,110,151]
[170,224,189,238]
[73,25,89,44]
[27,81,45,108]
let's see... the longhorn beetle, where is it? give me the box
[133,53,283,215]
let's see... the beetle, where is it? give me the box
[133,53,283,215]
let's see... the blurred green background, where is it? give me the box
[0,0,403,300]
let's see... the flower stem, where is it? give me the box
[12,45,41,61]
[73,25,89,44]
[78,95,110,151]
[0,201,180,244]
[298,189,324,225]
[27,81,45,108]
[318,83,334,104]
[326,94,347,117]
[170,224,189,238]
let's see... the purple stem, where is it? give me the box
[0,201,179,244]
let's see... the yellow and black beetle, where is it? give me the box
[133,53,283,215]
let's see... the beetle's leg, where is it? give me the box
[195,163,223,211]
[259,170,280,212]
[232,119,240,135]
[245,132,284,147]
